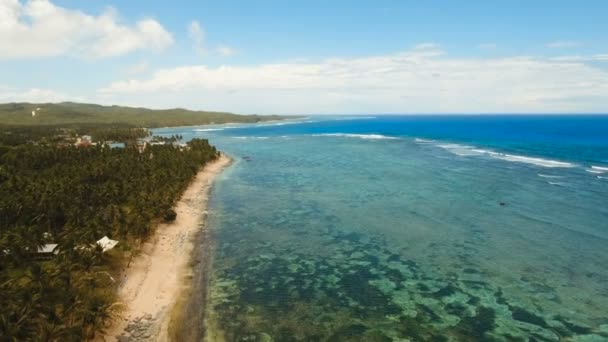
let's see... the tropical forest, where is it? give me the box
[0,103,247,340]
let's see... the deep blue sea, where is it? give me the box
[155,115,608,341]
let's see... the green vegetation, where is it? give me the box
[0,102,290,127]
[0,125,74,146]
[88,127,150,143]
[0,128,219,340]
[0,102,288,339]
[0,124,149,147]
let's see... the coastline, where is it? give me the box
[102,153,232,342]
[152,115,306,130]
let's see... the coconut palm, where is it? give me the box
[0,134,218,340]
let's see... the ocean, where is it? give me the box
[155,115,608,341]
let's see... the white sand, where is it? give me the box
[101,154,232,341]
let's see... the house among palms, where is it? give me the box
[96,236,119,253]
[9,243,60,259]
[73,236,119,253]
[34,243,60,259]
[75,135,96,147]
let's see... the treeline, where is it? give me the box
[151,134,183,143]
[0,102,292,127]
[89,127,150,142]
[0,124,149,147]
[0,125,72,146]
[0,138,219,340]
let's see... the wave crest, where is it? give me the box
[435,143,575,168]
[233,136,269,140]
[195,128,226,132]
[254,120,317,127]
[538,174,564,179]
[312,133,399,140]
[493,154,575,168]
[586,169,604,174]
[591,166,608,173]
[436,143,485,156]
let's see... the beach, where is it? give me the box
[102,153,232,342]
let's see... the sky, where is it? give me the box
[1,0,608,114]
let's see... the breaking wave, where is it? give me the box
[435,143,576,168]
[194,128,230,132]
[233,136,270,140]
[538,174,564,179]
[254,120,317,127]
[312,133,400,140]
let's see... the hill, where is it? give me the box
[0,102,289,128]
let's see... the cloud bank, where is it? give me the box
[0,0,173,59]
[100,44,608,114]
[0,86,85,103]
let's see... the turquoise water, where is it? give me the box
[155,116,608,341]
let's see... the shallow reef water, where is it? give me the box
[206,203,607,341]
[154,116,608,341]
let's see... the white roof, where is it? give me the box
[96,236,118,252]
[37,244,59,254]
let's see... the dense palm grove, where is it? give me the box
[88,127,150,142]
[0,130,219,340]
[0,124,148,147]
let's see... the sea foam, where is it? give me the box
[195,128,228,132]
[436,144,485,156]
[493,154,575,168]
[538,174,564,179]
[194,125,241,132]
[313,133,399,140]
[233,136,270,140]
[255,120,317,127]
[435,143,575,168]
[585,169,604,174]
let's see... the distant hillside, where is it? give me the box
[0,102,290,127]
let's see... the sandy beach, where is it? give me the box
[101,153,232,342]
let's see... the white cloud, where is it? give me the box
[217,45,236,56]
[125,61,150,75]
[97,45,608,114]
[188,20,205,55]
[0,87,84,103]
[550,54,608,62]
[546,41,581,48]
[0,0,173,60]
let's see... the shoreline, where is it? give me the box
[101,153,232,342]
[151,115,304,130]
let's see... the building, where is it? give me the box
[33,244,60,260]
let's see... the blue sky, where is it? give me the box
[1,0,607,114]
